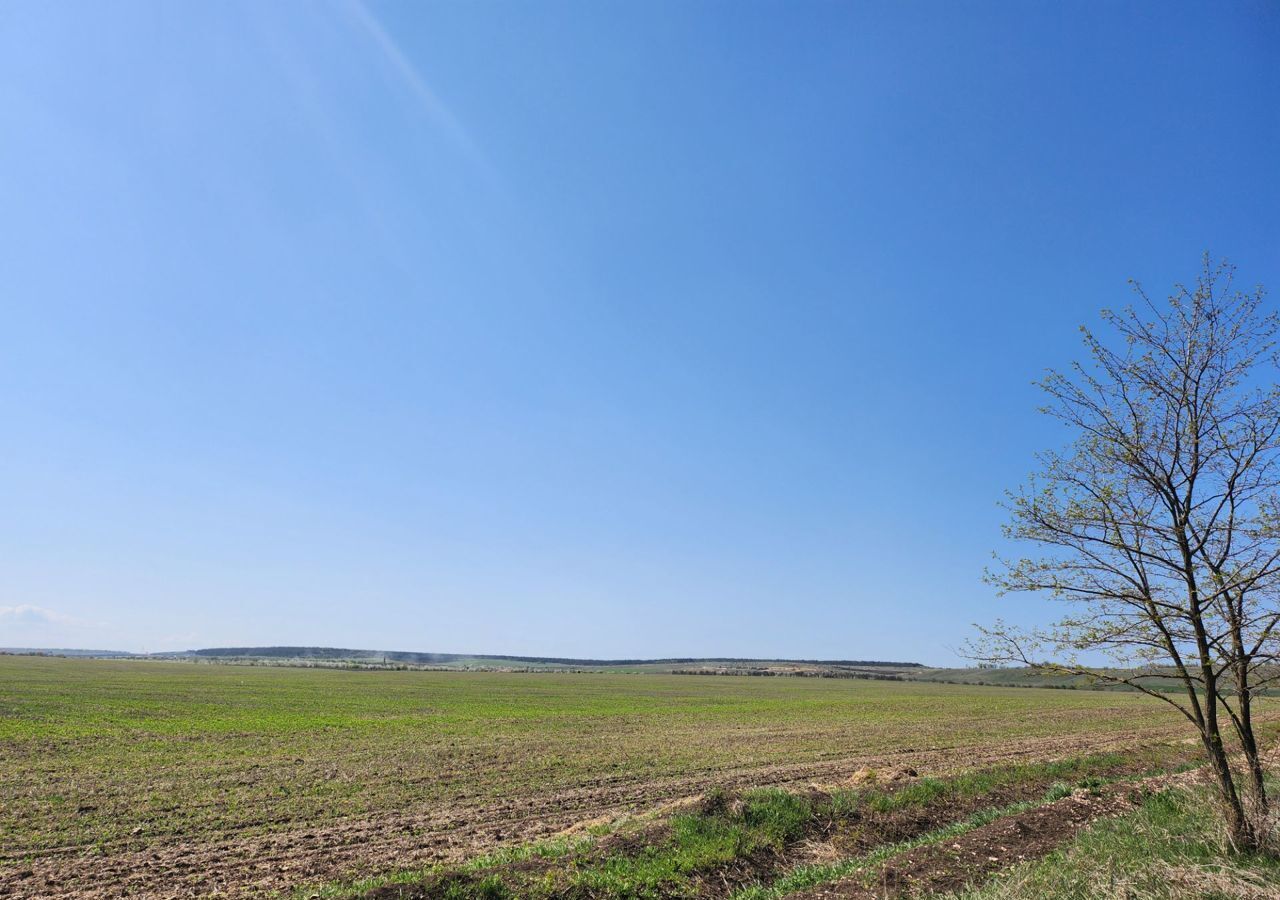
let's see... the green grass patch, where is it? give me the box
[564,788,818,898]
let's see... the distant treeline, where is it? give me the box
[0,648,134,658]
[187,647,924,668]
[671,668,906,680]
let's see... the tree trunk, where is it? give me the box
[1234,687,1268,813]
[1223,589,1269,818]
[1203,726,1257,850]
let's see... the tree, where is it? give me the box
[974,258,1280,850]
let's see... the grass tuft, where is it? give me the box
[741,789,814,845]
[1042,782,1073,803]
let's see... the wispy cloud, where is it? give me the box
[342,0,495,182]
[0,604,98,628]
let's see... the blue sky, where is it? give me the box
[1,1,1277,662]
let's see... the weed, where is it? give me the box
[1042,782,1073,802]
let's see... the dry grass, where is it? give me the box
[949,782,1280,900]
[1159,862,1279,900]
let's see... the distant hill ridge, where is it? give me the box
[186,646,924,667]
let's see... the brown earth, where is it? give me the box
[0,728,1190,900]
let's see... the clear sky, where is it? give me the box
[1,1,1277,662]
